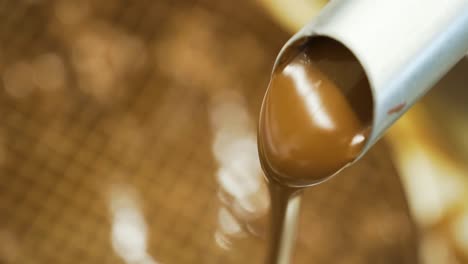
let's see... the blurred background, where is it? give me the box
[0,0,466,263]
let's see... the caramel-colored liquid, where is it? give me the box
[258,38,372,263]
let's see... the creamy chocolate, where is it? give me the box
[259,38,372,187]
[258,38,373,263]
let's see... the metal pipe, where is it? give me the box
[275,0,468,162]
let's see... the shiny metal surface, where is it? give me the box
[277,0,468,163]
[0,0,418,263]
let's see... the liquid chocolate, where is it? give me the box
[258,38,373,263]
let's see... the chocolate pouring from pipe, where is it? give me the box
[275,0,468,178]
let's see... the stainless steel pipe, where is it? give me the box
[275,0,468,165]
